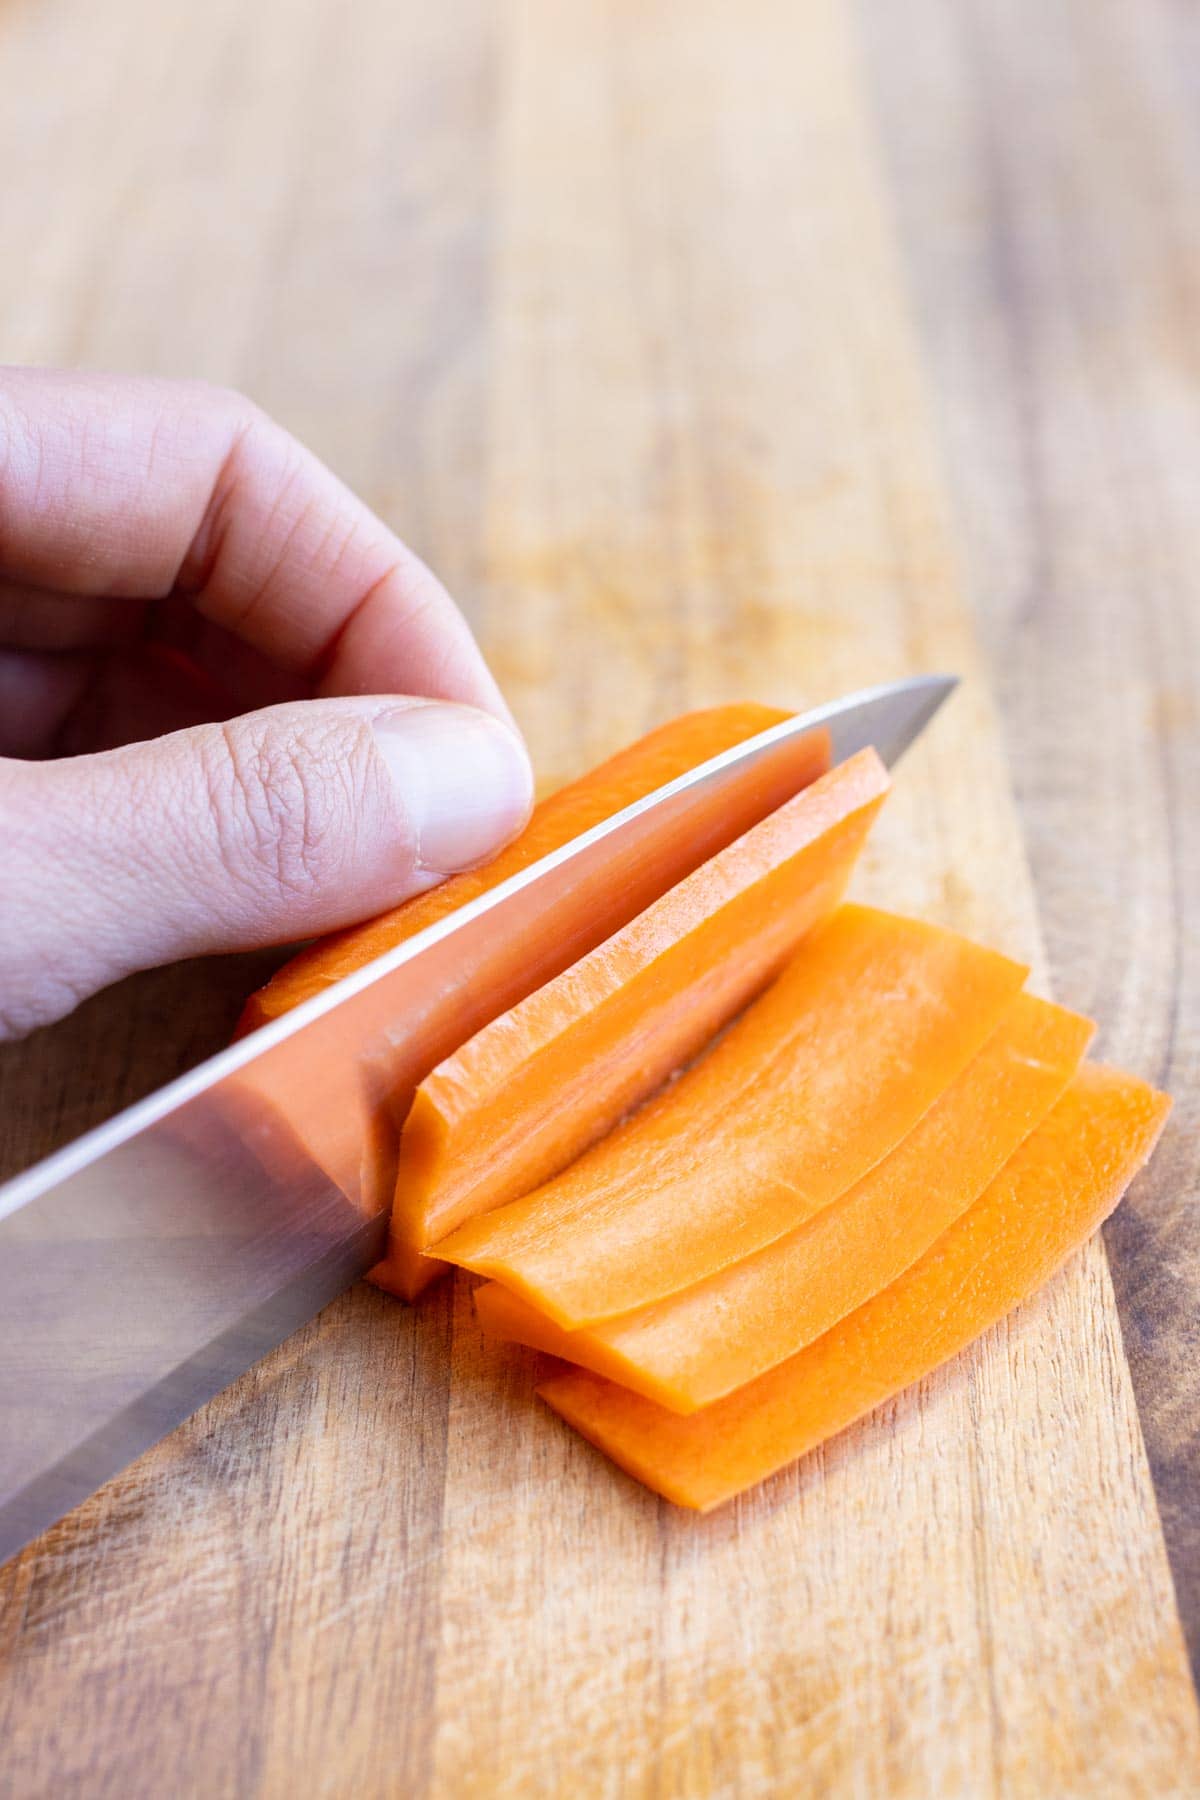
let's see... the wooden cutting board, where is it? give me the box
[1,0,1197,1792]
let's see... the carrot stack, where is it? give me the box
[241,706,1171,1510]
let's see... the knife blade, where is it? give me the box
[0,673,954,1564]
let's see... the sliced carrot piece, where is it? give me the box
[237,703,811,1036]
[474,991,1095,1410]
[393,748,890,1278]
[433,905,1029,1325]
[539,1063,1170,1509]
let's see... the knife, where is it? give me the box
[0,673,954,1565]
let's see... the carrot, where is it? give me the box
[538,1063,1171,1510]
[432,905,1029,1325]
[390,748,890,1288]
[229,705,828,1262]
[370,710,837,1297]
[237,703,814,1036]
[474,990,1095,1410]
[246,702,829,1294]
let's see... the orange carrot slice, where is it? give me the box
[393,748,889,1279]
[238,703,812,1036]
[538,1063,1170,1509]
[433,905,1029,1325]
[474,991,1094,1410]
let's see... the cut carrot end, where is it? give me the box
[367,1240,447,1303]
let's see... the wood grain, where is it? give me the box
[857,0,1200,1672]
[0,0,1197,1793]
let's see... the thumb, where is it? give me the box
[1,697,533,1037]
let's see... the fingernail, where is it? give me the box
[372,703,533,874]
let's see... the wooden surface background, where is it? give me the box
[1,0,1198,1793]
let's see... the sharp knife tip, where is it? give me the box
[871,671,959,768]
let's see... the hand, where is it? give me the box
[0,368,533,1040]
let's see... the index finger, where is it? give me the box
[0,366,512,720]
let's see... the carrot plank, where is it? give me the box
[474,991,1094,1410]
[538,1063,1171,1510]
[393,748,889,1278]
[433,905,1029,1325]
[237,703,810,1035]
